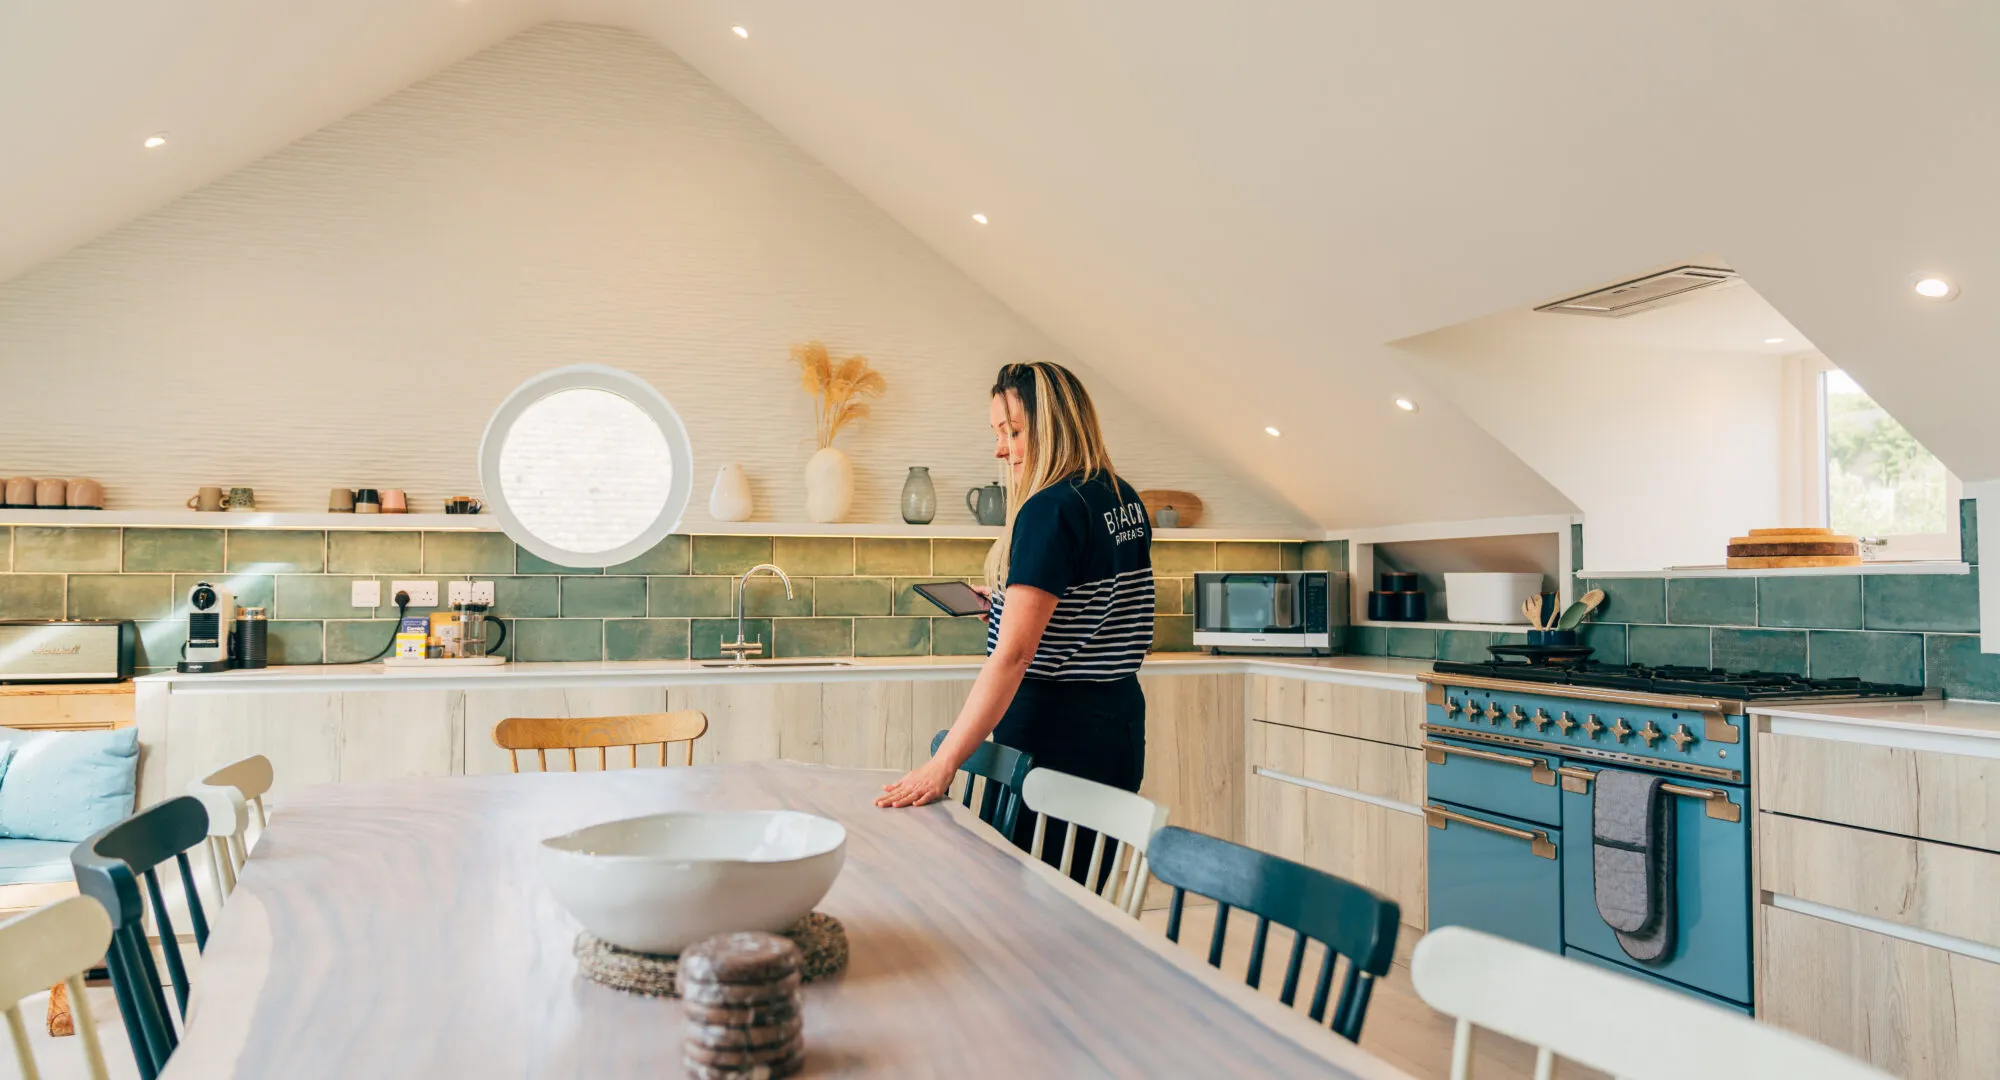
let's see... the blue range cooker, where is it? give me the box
[1418,660,1932,1014]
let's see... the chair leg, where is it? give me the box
[65,974,109,1080]
[46,979,72,1036]
[6,1003,38,1080]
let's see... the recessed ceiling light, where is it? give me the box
[971,213,988,225]
[1264,426,1281,437]
[1393,397,1418,412]
[1912,274,1958,300]
[142,134,167,149]
[731,25,749,38]
[1763,337,1786,345]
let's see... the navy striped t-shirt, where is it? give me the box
[986,472,1154,681]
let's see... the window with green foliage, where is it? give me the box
[1823,370,1953,542]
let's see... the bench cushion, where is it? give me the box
[0,837,78,886]
[0,725,140,843]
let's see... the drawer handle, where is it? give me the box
[1555,766,1743,823]
[1424,805,1557,859]
[1422,741,1556,786]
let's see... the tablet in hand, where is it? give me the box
[912,581,990,617]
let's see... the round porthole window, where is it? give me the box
[478,365,694,569]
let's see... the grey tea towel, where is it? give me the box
[1592,767,1676,963]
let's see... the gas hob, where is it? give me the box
[1430,660,1931,702]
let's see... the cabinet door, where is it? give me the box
[672,682,823,765]
[1140,674,1245,844]
[1303,681,1425,748]
[1306,786,1425,930]
[820,681,915,770]
[1248,720,1422,806]
[1758,731,2000,853]
[337,690,461,783]
[1245,773,1307,864]
[1760,812,2000,950]
[1425,802,1556,950]
[162,691,340,804]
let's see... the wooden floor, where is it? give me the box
[1139,903,1608,1080]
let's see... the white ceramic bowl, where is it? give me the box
[539,810,847,953]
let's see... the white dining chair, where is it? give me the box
[1,896,114,1080]
[1410,925,1894,1080]
[187,754,274,906]
[1020,768,1168,917]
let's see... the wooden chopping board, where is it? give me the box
[1725,527,1863,568]
[1137,489,1203,528]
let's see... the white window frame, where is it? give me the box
[1784,353,1961,563]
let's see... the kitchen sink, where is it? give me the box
[697,660,856,669]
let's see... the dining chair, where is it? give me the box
[70,796,212,1080]
[493,711,709,772]
[186,754,274,907]
[0,895,115,1080]
[1147,825,1399,1043]
[1410,925,1892,1080]
[928,730,1033,839]
[1020,768,1167,917]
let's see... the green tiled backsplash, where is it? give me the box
[1348,500,2000,702]
[0,528,1311,672]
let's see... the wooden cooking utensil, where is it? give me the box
[1556,588,1606,631]
[1523,597,1544,628]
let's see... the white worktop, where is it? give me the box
[1751,697,2000,759]
[136,652,1431,694]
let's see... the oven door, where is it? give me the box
[1425,800,1564,953]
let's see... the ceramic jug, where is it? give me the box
[966,483,1007,526]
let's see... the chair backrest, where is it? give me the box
[1410,926,1893,1080]
[70,796,212,1080]
[494,711,709,771]
[187,754,273,908]
[0,896,114,1080]
[1021,768,1167,917]
[929,730,1033,838]
[1146,825,1400,1043]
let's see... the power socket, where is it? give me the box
[445,581,497,606]
[390,580,438,607]
[471,580,495,605]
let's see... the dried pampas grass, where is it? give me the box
[792,341,887,448]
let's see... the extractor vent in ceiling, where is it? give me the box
[1535,266,1740,318]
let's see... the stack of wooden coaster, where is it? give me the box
[678,932,806,1080]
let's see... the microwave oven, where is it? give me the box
[1192,571,1343,654]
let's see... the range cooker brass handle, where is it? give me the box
[1424,804,1558,859]
[1422,741,1556,786]
[1555,766,1742,822]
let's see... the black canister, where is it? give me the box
[235,606,269,669]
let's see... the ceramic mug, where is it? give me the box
[67,478,104,510]
[329,488,355,513]
[226,487,256,512]
[353,488,381,514]
[5,477,36,508]
[35,478,67,508]
[187,486,228,512]
[381,489,408,514]
[444,496,483,515]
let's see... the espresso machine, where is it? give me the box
[177,581,235,673]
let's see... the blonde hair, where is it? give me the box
[985,362,1120,587]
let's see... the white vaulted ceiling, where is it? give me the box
[5,2,1999,529]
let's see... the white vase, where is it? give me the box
[803,447,854,523]
[709,464,753,522]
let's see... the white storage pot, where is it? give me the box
[1444,573,1545,625]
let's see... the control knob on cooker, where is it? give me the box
[1483,702,1502,723]
[1530,708,1551,732]
[1669,724,1696,752]
[1554,711,1578,735]
[1638,721,1664,748]
[1610,718,1633,743]
[1581,714,1604,738]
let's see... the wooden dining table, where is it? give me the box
[162,760,1415,1079]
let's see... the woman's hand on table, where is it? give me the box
[876,757,956,808]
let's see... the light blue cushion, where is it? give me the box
[0,726,140,843]
[0,837,76,886]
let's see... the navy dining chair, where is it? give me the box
[1147,825,1400,1042]
[928,731,1033,839]
[70,795,212,1080]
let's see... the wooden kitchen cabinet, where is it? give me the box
[1247,674,1425,748]
[1246,720,1423,806]
[1756,731,2000,852]
[1245,771,1426,933]
[1760,813,2000,950]
[0,683,134,730]
[1139,673,1245,845]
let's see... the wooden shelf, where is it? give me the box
[1583,562,1970,579]
[1353,618,1537,634]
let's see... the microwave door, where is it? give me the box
[1271,579,1298,629]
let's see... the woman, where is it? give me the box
[876,362,1154,871]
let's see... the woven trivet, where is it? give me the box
[575,912,848,998]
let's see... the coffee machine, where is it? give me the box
[176,581,235,673]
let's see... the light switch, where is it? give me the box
[352,580,381,608]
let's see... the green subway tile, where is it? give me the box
[560,576,647,618]
[1571,523,1584,573]
[854,617,931,657]
[1152,615,1195,653]
[226,530,325,572]
[1300,542,1340,573]
[1961,498,1979,565]
[15,527,120,572]
[489,576,560,619]
[1627,625,1710,668]
[1809,631,1923,687]
[1925,634,2000,700]
[1216,542,1284,571]
[328,531,421,574]
[744,577,813,618]
[0,575,65,619]
[0,527,10,571]
[516,547,598,575]
[772,537,853,577]
[266,621,325,665]
[1282,543,1304,571]
[1590,578,1665,625]
[485,619,515,659]
[134,620,187,670]
[123,529,223,573]
[691,618,772,661]
[895,578,969,616]
[1152,542,1215,574]
[1347,626,1387,656]
[513,619,604,661]
[1180,577,1196,615]
[174,574,272,617]
[692,536,773,576]
[854,538,929,576]
[608,535,691,575]
[1579,623,1628,665]
[1712,628,1806,675]
[1386,628,1438,660]
[931,538,993,578]
[423,533,514,574]
[274,576,381,620]
[1668,577,1756,626]
[1154,578,1182,617]
[930,616,988,656]
[325,619,397,663]
[1490,631,1530,648]
[68,575,172,620]
[649,576,735,618]
[773,618,852,658]
[604,619,691,661]
[1758,576,1862,629]
[1864,570,1980,633]
[1438,630,1493,663]
[815,577,893,617]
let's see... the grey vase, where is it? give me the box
[901,467,936,525]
